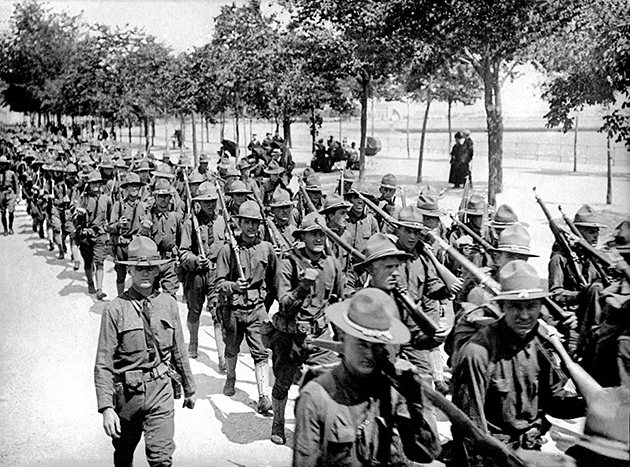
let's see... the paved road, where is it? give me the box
[1,153,627,466]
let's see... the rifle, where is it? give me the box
[313,217,440,336]
[558,206,629,282]
[215,179,248,300]
[309,338,528,467]
[398,185,407,208]
[447,211,493,251]
[182,170,206,261]
[339,169,345,197]
[458,175,471,223]
[298,178,317,213]
[533,188,588,290]
[355,192,463,295]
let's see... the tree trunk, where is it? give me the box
[358,70,370,180]
[200,115,204,152]
[206,117,209,143]
[417,88,432,183]
[483,61,504,206]
[128,119,132,146]
[191,111,198,166]
[406,100,410,159]
[144,117,150,151]
[235,112,240,162]
[448,100,453,150]
[311,107,317,153]
[164,115,169,150]
[151,118,155,147]
[56,113,62,126]
[606,135,612,205]
[573,114,579,172]
[283,118,292,148]
[180,113,186,147]
[371,98,375,136]
[220,112,225,142]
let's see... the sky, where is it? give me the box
[0,0,249,52]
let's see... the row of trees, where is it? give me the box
[1,0,628,204]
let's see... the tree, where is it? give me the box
[390,0,581,204]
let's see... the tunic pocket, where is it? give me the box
[157,318,175,350]
[327,420,356,465]
[119,324,145,355]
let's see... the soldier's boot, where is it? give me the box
[71,243,80,270]
[255,361,272,414]
[56,234,64,259]
[2,214,8,235]
[47,227,54,250]
[223,357,238,396]
[187,319,199,359]
[116,281,125,297]
[85,268,96,294]
[95,267,106,300]
[270,396,288,445]
[213,323,226,373]
[38,222,44,239]
[8,213,14,234]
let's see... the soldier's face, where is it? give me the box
[240,218,261,239]
[469,215,483,230]
[233,194,247,208]
[494,252,530,270]
[577,226,599,246]
[198,200,216,217]
[308,191,322,207]
[139,172,150,183]
[127,185,140,199]
[349,196,364,214]
[129,265,159,292]
[379,187,395,201]
[155,194,170,210]
[342,332,388,377]
[397,226,420,252]
[369,258,401,291]
[423,215,440,230]
[303,230,326,254]
[329,208,349,230]
[272,206,291,224]
[502,299,542,338]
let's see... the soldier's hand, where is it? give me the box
[119,216,129,226]
[516,449,576,467]
[386,358,424,404]
[537,319,563,349]
[300,268,319,289]
[197,255,209,270]
[183,394,196,409]
[102,408,121,439]
[234,278,250,293]
[561,313,578,330]
[433,325,451,343]
[141,219,153,229]
[449,278,464,296]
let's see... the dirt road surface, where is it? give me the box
[0,150,628,466]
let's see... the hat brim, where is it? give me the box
[319,202,352,215]
[192,195,218,201]
[226,189,253,195]
[355,250,412,269]
[380,183,397,190]
[326,301,410,345]
[488,290,552,301]
[121,182,144,188]
[270,201,293,208]
[264,168,285,175]
[236,214,262,221]
[116,258,170,266]
[417,208,445,216]
[393,220,425,231]
[460,208,484,215]
[490,221,530,228]
[490,246,539,257]
[292,225,324,238]
[153,190,172,196]
[574,222,605,228]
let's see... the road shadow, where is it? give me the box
[192,372,227,399]
[89,299,110,315]
[56,267,84,282]
[208,398,273,445]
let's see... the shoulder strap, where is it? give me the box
[128,295,161,366]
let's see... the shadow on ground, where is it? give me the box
[208,398,273,445]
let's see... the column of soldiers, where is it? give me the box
[2,125,629,467]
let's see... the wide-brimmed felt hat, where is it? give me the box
[380,173,397,189]
[116,236,169,266]
[114,158,128,169]
[416,194,444,217]
[264,160,285,175]
[99,156,114,169]
[460,193,486,215]
[236,200,262,220]
[133,159,154,172]
[153,179,172,195]
[269,187,292,208]
[188,171,205,185]
[193,181,218,201]
[64,163,78,174]
[293,212,326,238]
[320,194,351,215]
[86,170,103,183]
[217,156,231,170]
[490,224,538,257]
[198,152,210,164]
[395,205,425,231]
[225,167,240,179]
[355,233,412,269]
[237,159,252,170]
[121,172,144,188]
[154,164,175,179]
[573,204,605,228]
[226,180,252,195]
[489,260,551,301]
[326,288,410,344]
[341,169,355,182]
[490,204,528,228]
[348,180,372,197]
[607,219,630,254]
[454,131,463,139]
[419,184,444,199]
[0,155,9,164]
[305,174,322,192]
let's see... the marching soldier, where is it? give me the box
[487,204,526,247]
[344,179,380,257]
[94,236,196,467]
[0,155,19,236]
[267,212,346,445]
[179,182,224,364]
[266,187,296,242]
[215,200,278,413]
[261,160,287,206]
[109,172,149,296]
[376,173,401,232]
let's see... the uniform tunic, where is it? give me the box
[346,210,380,259]
[294,362,440,467]
[142,207,182,295]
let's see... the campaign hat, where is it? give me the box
[490,224,538,257]
[459,193,485,215]
[188,171,205,185]
[606,218,630,254]
[490,204,528,228]
[64,163,78,174]
[416,194,444,217]
[326,288,410,345]
[355,233,412,269]
[489,260,551,301]
[304,174,322,192]
[380,174,397,189]
[226,180,252,196]
[319,194,351,215]
[236,200,262,220]
[573,204,605,228]
[192,182,218,201]
[153,179,172,196]
[269,187,292,208]
[395,205,425,231]
[120,172,144,188]
[217,156,231,170]
[86,170,103,183]
[98,156,115,169]
[133,159,154,173]
[153,164,175,180]
[198,152,210,164]
[116,236,169,266]
[292,212,326,239]
[0,155,9,164]
[264,160,285,175]
[348,180,372,197]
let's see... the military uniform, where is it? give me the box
[0,156,19,235]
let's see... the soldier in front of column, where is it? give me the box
[376,173,401,233]
[0,155,19,236]
[109,172,149,296]
[450,260,584,467]
[139,179,183,297]
[267,212,346,445]
[74,170,110,299]
[179,182,225,365]
[94,236,196,467]
[267,186,296,243]
[215,200,278,414]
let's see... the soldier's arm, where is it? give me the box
[94,305,119,413]
[293,383,325,467]
[264,243,279,310]
[215,244,239,294]
[178,219,199,270]
[168,300,196,397]
[548,253,580,305]
[278,256,306,314]
[108,201,122,234]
